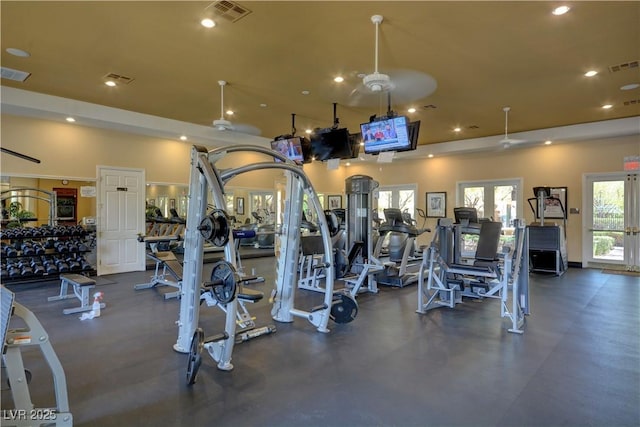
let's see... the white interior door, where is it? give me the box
[584,172,640,271]
[97,166,146,275]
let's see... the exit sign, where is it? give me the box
[624,156,640,171]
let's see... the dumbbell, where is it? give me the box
[32,242,45,256]
[54,257,70,273]
[64,255,81,271]
[21,242,36,256]
[17,260,34,277]
[44,261,58,275]
[44,239,55,249]
[29,258,45,276]
[4,245,18,258]
[7,263,20,278]
[66,241,79,253]
[54,241,69,253]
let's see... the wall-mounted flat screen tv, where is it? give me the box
[361,116,411,154]
[270,136,305,164]
[310,128,354,161]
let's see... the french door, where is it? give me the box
[375,184,417,222]
[457,178,523,228]
[584,173,640,271]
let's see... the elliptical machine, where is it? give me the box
[374,208,430,287]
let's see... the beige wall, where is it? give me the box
[2,113,638,263]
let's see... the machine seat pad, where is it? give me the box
[449,263,492,273]
[147,251,178,263]
[237,286,263,302]
[163,260,184,281]
[60,273,95,287]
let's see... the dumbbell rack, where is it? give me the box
[1,225,96,285]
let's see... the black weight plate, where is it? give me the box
[209,261,237,304]
[210,211,229,247]
[186,328,204,386]
[330,293,359,324]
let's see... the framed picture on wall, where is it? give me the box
[328,195,342,209]
[426,192,446,218]
[236,197,245,215]
[536,186,568,219]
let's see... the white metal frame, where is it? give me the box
[416,219,529,334]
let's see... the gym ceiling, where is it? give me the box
[1,1,638,147]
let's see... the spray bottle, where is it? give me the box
[92,292,103,317]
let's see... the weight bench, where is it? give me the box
[134,251,182,299]
[48,273,106,315]
[201,276,264,327]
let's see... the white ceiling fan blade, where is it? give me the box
[233,123,261,136]
[386,69,437,103]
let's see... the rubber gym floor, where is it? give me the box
[2,255,639,427]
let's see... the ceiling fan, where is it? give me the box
[347,15,437,107]
[499,106,526,148]
[212,80,261,136]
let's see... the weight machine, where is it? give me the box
[527,187,568,276]
[416,218,530,334]
[176,145,358,380]
[1,285,73,426]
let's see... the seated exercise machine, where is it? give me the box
[416,215,530,334]
[2,285,73,426]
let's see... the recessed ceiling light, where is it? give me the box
[333,76,344,83]
[201,18,216,28]
[407,107,416,113]
[6,48,30,57]
[226,110,234,116]
[545,140,552,145]
[428,154,434,158]
[360,141,364,146]
[260,103,267,108]
[602,104,613,109]
[620,83,640,91]
[552,5,570,15]
[66,117,76,123]
[453,127,461,132]
[301,90,310,95]
[105,80,116,87]
[180,135,188,141]
[305,129,312,134]
[584,70,598,77]
[345,162,351,166]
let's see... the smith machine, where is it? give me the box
[176,145,358,385]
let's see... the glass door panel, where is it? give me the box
[585,173,639,270]
[463,186,485,218]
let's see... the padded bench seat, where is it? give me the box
[48,273,106,315]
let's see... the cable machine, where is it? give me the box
[526,187,568,275]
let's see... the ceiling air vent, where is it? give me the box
[623,99,640,106]
[212,0,252,22]
[608,60,639,73]
[1,66,31,82]
[104,73,135,84]
[467,125,480,129]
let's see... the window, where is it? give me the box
[375,184,417,222]
[457,178,523,228]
